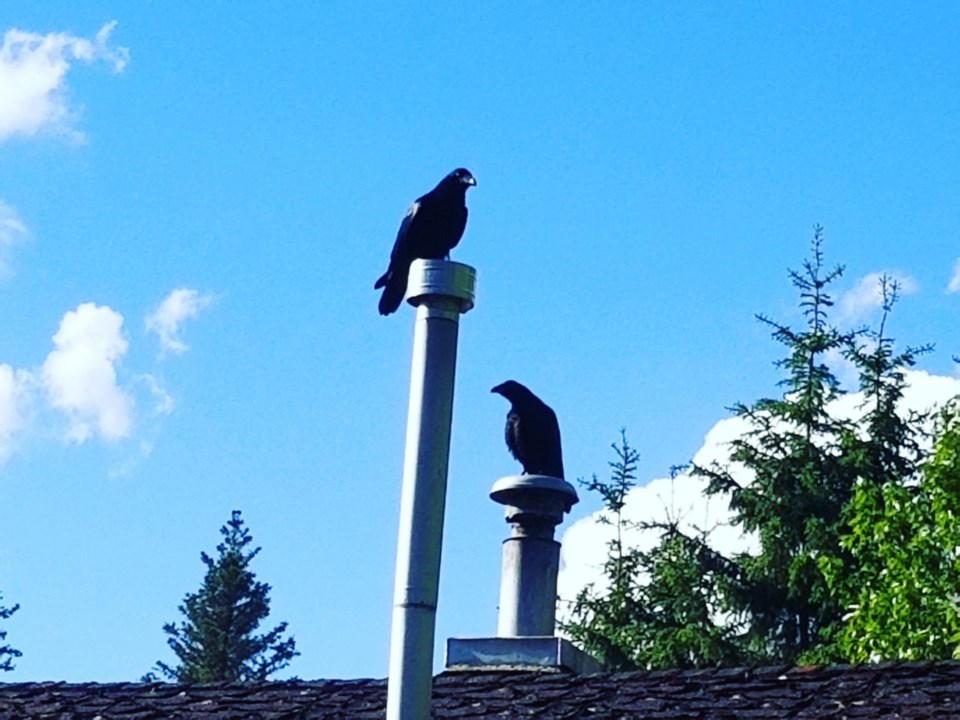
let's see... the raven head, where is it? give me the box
[448,167,476,187]
[491,380,528,402]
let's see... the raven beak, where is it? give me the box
[466,175,477,186]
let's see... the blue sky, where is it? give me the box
[1,3,959,681]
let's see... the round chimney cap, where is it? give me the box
[490,474,579,514]
[407,259,476,313]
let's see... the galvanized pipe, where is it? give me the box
[387,260,475,720]
[497,533,561,637]
[490,475,579,638]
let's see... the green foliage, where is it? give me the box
[566,230,959,668]
[561,430,646,670]
[842,277,932,489]
[561,431,646,670]
[629,524,747,669]
[561,433,743,669]
[693,227,859,662]
[147,511,298,682]
[808,277,935,663]
[0,593,20,672]
[823,401,960,661]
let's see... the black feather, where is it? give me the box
[375,168,476,315]
[491,380,565,479]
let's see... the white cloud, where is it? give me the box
[838,271,918,322]
[0,199,26,244]
[0,199,28,277]
[948,258,960,294]
[0,300,192,466]
[0,364,32,462]
[141,373,174,415]
[558,370,960,606]
[145,288,213,354]
[41,302,134,443]
[0,21,129,142]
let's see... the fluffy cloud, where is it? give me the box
[0,199,27,277]
[0,297,199,466]
[838,271,918,322]
[948,258,960,294]
[145,288,213,354]
[0,21,128,142]
[41,302,134,443]
[558,370,960,605]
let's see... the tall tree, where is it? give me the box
[693,227,857,662]
[0,593,20,672]
[565,233,956,667]
[148,511,298,682]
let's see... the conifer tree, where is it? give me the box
[0,593,20,672]
[693,227,857,662]
[562,432,647,669]
[148,511,298,682]
[562,434,743,669]
[565,231,957,667]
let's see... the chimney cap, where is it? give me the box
[490,475,579,518]
[407,259,476,313]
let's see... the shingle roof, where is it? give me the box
[2,660,960,719]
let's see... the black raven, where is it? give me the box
[374,168,476,315]
[491,380,565,479]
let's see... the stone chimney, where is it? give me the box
[445,474,601,674]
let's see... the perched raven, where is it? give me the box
[374,168,476,315]
[491,380,565,479]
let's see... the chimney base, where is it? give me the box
[444,636,601,675]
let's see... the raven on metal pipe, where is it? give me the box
[374,168,476,316]
[383,168,477,720]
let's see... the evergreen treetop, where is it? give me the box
[564,228,956,668]
[148,510,298,682]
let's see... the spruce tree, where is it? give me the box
[0,593,20,672]
[693,227,857,662]
[566,232,954,667]
[562,433,743,669]
[843,277,931,493]
[148,511,298,682]
[562,432,648,669]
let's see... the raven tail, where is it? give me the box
[378,272,408,315]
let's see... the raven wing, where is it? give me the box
[375,201,420,290]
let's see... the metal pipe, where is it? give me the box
[387,260,475,720]
[490,475,579,637]
[497,534,561,636]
